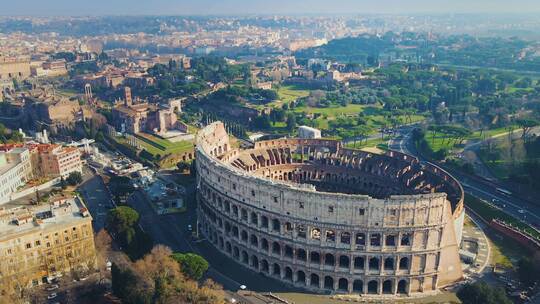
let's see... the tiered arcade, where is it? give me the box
[195,122,464,296]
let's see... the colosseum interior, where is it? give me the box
[195,122,465,297]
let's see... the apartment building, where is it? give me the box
[0,147,33,199]
[0,196,96,295]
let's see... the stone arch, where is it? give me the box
[354,256,364,270]
[284,245,293,258]
[261,215,269,228]
[324,253,335,266]
[401,233,411,246]
[225,241,232,253]
[353,279,363,293]
[251,255,259,269]
[241,251,249,264]
[241,208,248,221]
[250,234,258,247]
[233,246,240,259]
[355,233,365,245]
[382,279,393,294]
[324,276,334,290]
[272,241,281,255]
[340,232,351,244]
[310,274,319,287]
[261,259,269,273]
[399,257,409,270]
[310,251,320,264]
[272,263,281,277]
[284,267,293,281]
[338,278,348,292]
[297,248,307,261]
[384,257,394,270]
[385,234,396,246]
[261,238,269,251]
[370,233,381,246]
[272,218,281,232]
[296,270,306,285]
[367,280,378,294]
[369,257,380,271]
[250,212,258,225]
[339,255,350,269]
[241,230,248,242]
[397,279,408,294]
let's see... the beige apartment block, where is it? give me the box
[0,197,96,296]
[195,122,464,297]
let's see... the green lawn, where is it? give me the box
[135,133,194,155]
[293,104,365,116]
[276,85,310,103]
[345,136,389,149]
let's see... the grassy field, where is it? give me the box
[345,136,389,149]
[135,133,194,156]
[294,103,365,116]
[276,85,310,103]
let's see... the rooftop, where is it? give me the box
[0,196,92,242]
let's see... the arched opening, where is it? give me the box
[382,280,392,294]
[261,216,269,228]
[310,251,320,264]
[297,248,307,261]
[310,274,319,287]
[242,251,249,264]
[233,246,240,259]
[272,263,281,277]
[397,279,407,294]
[353,280,363,293]
[261,238,269,251]
[324,276,334,290]
[338,278,348,292]
[354,257,364,270]
[401,233,411,246]
[241,208,248,221]
[241,230,248,242]
[367,280,378,294]
[296,271,306,285]
[325,230,335,242]
[250,212,258,225]
[324,253,335,266]
[355,233,365,246]
[284,245,293,258]
[261,260,269,273]
[311,228,321,240]
[339,255,350,269]
[272,242,281,255]
[384,257,394,271]
[272,219,280,232]
[385,234,396,246]
[340,232,351,244]
[370,233,381,246]
[369,257,380,271]
[251,255,259,269]
[284,267,293,281]
[399,257,409,270]
[250,235,258,247]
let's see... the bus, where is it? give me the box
[496,188,512,196]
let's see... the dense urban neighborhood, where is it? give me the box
[1,8,540,304]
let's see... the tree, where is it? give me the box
[171,253,209,280]
[60,176,67,190]
[286,112,297,131]
[457,282,511,304]
[517,252,540,287]
[66,171,83,186]
[108,176,135,203]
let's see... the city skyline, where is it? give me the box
[3,0,540,16]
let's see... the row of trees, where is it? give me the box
[106,206,153,260]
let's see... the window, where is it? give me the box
[328,206,334,213]
[251,190,255,196]
[233,183,236,190]
[273,196,278,203]
[26,243,31,249]
[298,202,304,209]
[359,208,365,216]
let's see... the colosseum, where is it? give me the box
[196,122,465,296]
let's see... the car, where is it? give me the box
[187,224,193,231]
[46,284,59,291]
[518,209,525,214]
[47,293,58,300]
[239,285,247,290]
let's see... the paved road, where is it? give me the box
[79,174,114,232]
[389,127,540,229]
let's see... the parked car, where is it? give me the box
[46,284,59,291]
[47,293,58,300]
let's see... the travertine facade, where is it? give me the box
[196,122,464,296]
[0,197,96,295]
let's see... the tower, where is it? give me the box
[124,86,132,106]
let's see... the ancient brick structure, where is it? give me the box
[196,122,464,296]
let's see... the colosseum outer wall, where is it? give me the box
[195,122,464,296]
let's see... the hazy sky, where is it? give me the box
[3,0,540,16]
